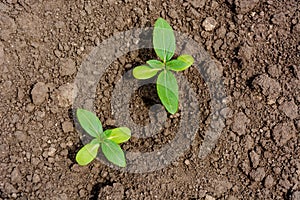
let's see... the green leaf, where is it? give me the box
[133,65,161,79]
[76,109,103,138]
[103,127,131,144]
[103,129,112,138]
[146,60,164,69]
[101,140,126,167]
[176,54,194,70]
[166,55,194,71]
[153,18,176,62]
[166,59,188,71]
[76,142,100,166]
[156,70,178,114]
[90,138,100,144]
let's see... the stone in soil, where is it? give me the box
[190,0,206,8]
[32,173,41,183]
[11,167,22,183]
[249,167,266,182]
[55,83,74,107]
[31,82,48,105]
[271,12,287,25]
[249,150,260,168]
[244,135,254,150]
[4,182,17,194]
[272,122,296,146]
[231,112,250,135]
[267,65,281,78]
[59,58,76,76]
[264,175,275,188]
[252,74,281,103]
[213,179,233,196]
[278,100,298,119]
[62,121,74,133]
[202,17,217,31]
[238,44,254,61]
[47,147,56,157]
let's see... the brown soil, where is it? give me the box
[0,0,299,199]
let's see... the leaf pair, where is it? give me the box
[133,18,194,114]
[75,109,131,167]
[133,55,193,79]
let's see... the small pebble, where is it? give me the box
[202,17,217,31]
[59,58,76,76]
[264,175,274,188]
[31,82,48,105]
[11,167,22,183]
[62,121,74,133]
[184,159,190,165]
[47,147,56,157]
[32,173,40,183]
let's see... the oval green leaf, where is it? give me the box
[104,127,131,144]
[156,70,178,114]
[101,140,126,167]
[76,109,103,138]
[146,60,164,69]
[176,54,194,70]
[76,142,100,166]
[166,59,188,71]
[153,18,176,62]
[133,65,161,80]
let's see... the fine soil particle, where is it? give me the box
[0,0,299,199]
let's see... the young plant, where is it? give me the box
[75,109,131,167]
[133,18,194,114]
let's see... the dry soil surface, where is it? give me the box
[0,0,299,199]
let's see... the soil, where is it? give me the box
[0,0,299,199]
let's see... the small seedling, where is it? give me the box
[75,109,131,167]
[133,18,194,114]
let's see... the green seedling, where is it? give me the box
[75,109,131,167]
[133,18,194,114]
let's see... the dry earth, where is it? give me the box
[0,0,299,199]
